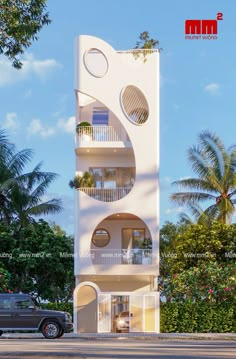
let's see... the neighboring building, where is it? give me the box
[73,35,160,333]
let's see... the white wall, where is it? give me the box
[74,35,159,281]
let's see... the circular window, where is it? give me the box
[84,48,108,78]
[121,85,149,125]
[92,228,110,247]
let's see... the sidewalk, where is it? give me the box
[1,332,236,340]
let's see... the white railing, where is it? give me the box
[90,249,152,265]
[77,126,122,142]
[78,187,132,202]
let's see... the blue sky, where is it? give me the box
[0,0,235,234]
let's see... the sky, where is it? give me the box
[0,0,235,234]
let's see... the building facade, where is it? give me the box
[73,35,160,333]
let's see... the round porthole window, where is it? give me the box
[92,228,110,247]
[84,48,108,78]
[121,85,149,125]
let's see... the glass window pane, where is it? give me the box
[92,229,110,247]
[144,296,156,332]
[14,299,32,309]
[92,108,109,125]
[130,296,143,332]
[98,294,111,332]
[0,298,11,309]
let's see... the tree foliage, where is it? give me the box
[171,131,236,224]
[0,0,51,68]
[0,129,62,226]
[0,220,74,302]
[159,221,236,303]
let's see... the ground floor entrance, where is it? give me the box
[74,283,159,333]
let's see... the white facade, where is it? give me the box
[74,35,160,333]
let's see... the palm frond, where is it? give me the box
[26,198,63,216]
[198,130,227,179]
[170,192,215,206]
[172,178,218,193]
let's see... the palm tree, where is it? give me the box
[171,131,236,224]
[178,203,215,226]
[0,130,62,226]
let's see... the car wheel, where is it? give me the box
[56,328,65,339]
[41,320,61,339]
[0,330,3,336]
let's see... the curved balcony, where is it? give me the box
[91,249,152,265]
[76,126,132,151]
[78,187,132,202]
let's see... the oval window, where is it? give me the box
[84,48,108,78]
[92,228,110,247]
[121,85,149,125]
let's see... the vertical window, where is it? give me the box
[90,168,135,189]
[92,108,109,126]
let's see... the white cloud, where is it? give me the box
[173,104,180,111]
[204,82,221,95]
[27,116,75,139]
[165,207,184,215]
[57,116,75,134]
[24,90,32,98]
[0,53,62,86]
[27,119,55,138]
[2,112,20,134]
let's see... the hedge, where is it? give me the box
[160,302,236,333]
[41,302,73,318]
[41,302,235,333]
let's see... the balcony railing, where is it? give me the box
[90,249,152,265]
[77,126,124,142]
[78,187,132,202]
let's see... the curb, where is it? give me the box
[1,332,236,340]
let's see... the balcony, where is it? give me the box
[78,187,132,202]
[90,249,152,265]
[76,126,131,151]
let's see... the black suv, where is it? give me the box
[0,293,73,339]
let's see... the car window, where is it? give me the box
[0,298,11,310]
[120,312,129,317]
[14,298,33,309]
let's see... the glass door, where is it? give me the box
[98,294,111,332]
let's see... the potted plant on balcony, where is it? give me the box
[141,238,152,264]
[69,171,95,189]
[76,122,93,142]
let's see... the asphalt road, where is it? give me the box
[0,338,235,359]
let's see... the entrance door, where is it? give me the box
[111,295,129,333]
[77,285,97,333]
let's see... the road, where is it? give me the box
[0,338,235,358]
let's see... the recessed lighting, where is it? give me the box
[113,149,117,152]
[86,149,90,153]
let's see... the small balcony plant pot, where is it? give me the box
[76,122,93,142]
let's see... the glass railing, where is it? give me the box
[78,187,132,202]
[90,249,152,265]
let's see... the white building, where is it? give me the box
[73,35,160,333]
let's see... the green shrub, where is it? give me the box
[41,302,73,318]
[160,302,235,333]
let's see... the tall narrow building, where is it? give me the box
[73,35,160,333]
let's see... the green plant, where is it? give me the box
[69,171,95,189]
[132,31,162,63]
[141,238,152,257]
[160,302,235,333]
[76,122,93,138]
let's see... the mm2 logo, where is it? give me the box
[185,13,223,40]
